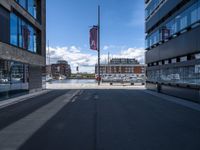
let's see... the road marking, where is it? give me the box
[0,90,80,150]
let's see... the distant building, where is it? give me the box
[95,58,146,76]
[110,58,140,65]
[45,60,71,79]
[145,0,200,102]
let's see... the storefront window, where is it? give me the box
[0,60,10,86]
[147,65,200,86]
[0,59,29,94]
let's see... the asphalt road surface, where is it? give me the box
[0,89,200,150]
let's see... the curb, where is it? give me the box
[0,90,51,109]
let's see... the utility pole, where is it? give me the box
[48,40,50,65]
[47,40,52,79]
[107,52,110,74]
[97,5,101,86]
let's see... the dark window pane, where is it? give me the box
[10,13,18,46]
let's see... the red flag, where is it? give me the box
[90,26,98,50]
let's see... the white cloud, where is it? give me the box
[102,45,126,51]
[103,45,109,50]
[47,46,146,73]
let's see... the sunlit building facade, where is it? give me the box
[95,58,146,77]
[145,0,200,102]
[0,0,46,98]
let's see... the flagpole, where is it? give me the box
[97,5,101,86]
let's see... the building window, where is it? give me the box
[159,61,162,65]
[180,13,188,30]
[28,0,37,18]
[146,0,200,49]
[164,60,169,65]
[18,0,26,8]
[171,58,177,63]
[0,59,29,93]
[15,0,39,20]
[180,56,187,62]
[190,3,198,24]
[10,13,39,54]
[145,0,164,19]
[10,13,18,46]
[198,0,200,20]
[195,53,200,59]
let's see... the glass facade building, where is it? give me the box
[145,0,200,49]
[145,0,165,19]
[145,0,200,102]
[0,0,45,99]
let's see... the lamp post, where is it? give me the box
[97,5,101,86]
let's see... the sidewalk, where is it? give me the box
[46,82,146,90]
[0,90,50,109]
[144,90,200,112]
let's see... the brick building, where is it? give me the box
[45,60,71,79]
[95,58,146,76]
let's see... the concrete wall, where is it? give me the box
[0,42,45,66]
[29,65,42,91]
[146,82,200,103]
[0,0,11,11]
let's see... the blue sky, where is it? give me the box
[47,0,145,73]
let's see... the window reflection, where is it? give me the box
[145,0,164,19]
[147,65,200,85]
[15,0,39,20]
[146,0,200,49]
[10,13,18,46]
[10,13,39,53]
[0,59,29,93]
[18,0,26,8]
